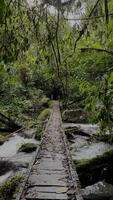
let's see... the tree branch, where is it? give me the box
[79,47,113,55]
[74,0,101,51]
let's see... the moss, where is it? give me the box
[37,108,51,122]
[0,135,9,145]
[33,108,51,141]
[0,176,23,200]
[35,127,42,141]
[74,149,113,168]
[74,149,113,187]
[74,159,90,167]
[18,143,37,153]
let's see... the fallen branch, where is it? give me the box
[79,47,113,55]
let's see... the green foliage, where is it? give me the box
[35,127,43,141]
[0,0,113,142]
[0,176,23,200]
[37,109,51,122]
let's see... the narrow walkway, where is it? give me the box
[19,101,83,200]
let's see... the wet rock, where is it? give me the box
[70,135,89,150]
[0,134,38,157]
[64,123,99,137]
[10,152,36,165]
[0,171,12,184]
[65,124,113,162]
[20,129,34,138]
[74,149,113,187]
[18,143,37,153]
[82,181,113,200]
[0,160,15,176]
[62,109,88,123]
[0,133,39,187]
[72,141,113,161]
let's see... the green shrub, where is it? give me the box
[0,176,23,200]
[35,127,43,140]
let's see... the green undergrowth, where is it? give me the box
[0,134,9,145]
[34,108,51,140]
[18,143,37,153]
[37,108,51,122]
[35,126,43,140]
[0,176,23,200]
[0,90,50,130]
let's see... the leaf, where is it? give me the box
[108,72,113,85]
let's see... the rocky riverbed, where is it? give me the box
[1,121,113,200]
[64,123,113,200]
[0,131,40,184]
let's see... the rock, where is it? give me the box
[72,141,113,161]
[20,129,34,138]
[18,143,37,153]
[70,135,89,150]
[62,109,88,123]
[82,181,113,200]
[0,160,15,176]
[64,123,99,137]
[74,149,113,187]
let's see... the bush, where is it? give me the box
[0,176,23,200]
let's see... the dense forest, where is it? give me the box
[1,0,113,199]
[0,0,113,140]
[0,0,113,138]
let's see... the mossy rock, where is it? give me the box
[0,176,23,200]
[74,149,113,168]
[35,127,42,141]
[74,149,113,187]
[82,181,113,200]
[18,143,37,153]
[62,109,89,123]
[37,108,51,122]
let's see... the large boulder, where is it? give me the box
[62,109,88,123]
[82,181,113,200]
[74,149,113,188]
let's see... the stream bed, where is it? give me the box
[1,123,113,199]
[0,132,39,184]
[64,123,113,200]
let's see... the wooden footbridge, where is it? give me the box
[16,101,83,200]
